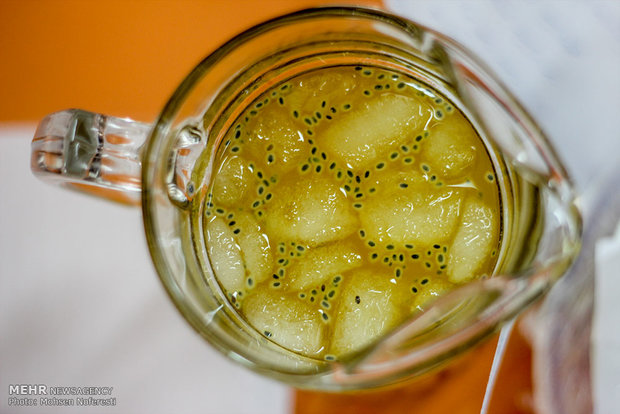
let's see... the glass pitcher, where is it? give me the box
[30,6,580,390]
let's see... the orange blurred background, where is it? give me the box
[0,1,534,413]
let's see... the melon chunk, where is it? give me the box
[331,269,404,356]
[322,94,431,171]
[205,216,245,293]
[447,198,497,283]
[360,185,462,247]
[282,71,357,115]
[245,107,308,172]
[424,115,477,179]
[287,240,363,290]
[265,175,358,246]
[212,155,252,207]
[243,290,324,356]
[234,212,273,287]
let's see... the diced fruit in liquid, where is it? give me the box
[448,197,498,283]
[360,185,462,246]
[245,108,309,173]
[205,216,245,294]
[234,212,273,288]
[197,66,503,360]
[331,269,404,356]
[264,174,358,246]
[286,240,363,291]
[322,94,432,171]
[424,114,477,178]
[243,290,324,356]
[212,155,252,207]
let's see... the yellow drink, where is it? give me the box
[201,66,501,360]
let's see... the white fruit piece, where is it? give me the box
[321,93,432,171]
[360,185,462,247]
[243,290,325,356]
[331,269,405,356]
[264,175,358,246]
[234,212,273,288]
[282,70,358,115]
[447,197,497,283]
[287,240,363,290]
[244,107,308,173]
[423,114,477,179]
[212,155,252,207]
[205,216,245,294]
[410,277,456,313]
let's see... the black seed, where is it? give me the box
[412,287,418,293]
[353,203,363,209]
[364,170,370,178]
[321,312,329,321]
[293,110,299,118]
[258,186,264,195]
[395,268,402,277]
[235,130,241,139]
[216,208,225,214]
[355,193,363,198]
[344,184,351,192]
[333,275,342,284]
[355,175,361,183]
[422,164,430,172]
[301,164,310,172]
[364,90,371,96]
[404,157,413,164]
[436,110,443,118]
[233,229,240,234]
[321,284,326,292]
[231,146,240,153]
[371,253,378,259]
[397,82,405,89]
[399,254,404,262]
[316,112,322,119]
[250,110,257,116]
[328,290,336,298]
[411,254,420,259]
[363,70,372,76]
[421,278,429,285]
[330,107,337,113]
[369,187,376,193]
[267,154,274,163]
[264,331,272,337]
[326,115,332,120]
[343,104,351,110]
[376,162,385,170]
[377,74,385,79]
[359,230,366,238]
[321,152,327,160]
[299,293,306,299]
[355,295,361,304]
[368,240,376,247]
[307,129,313,135]
[374,84,383,90]
[400,183,408,189]
[329,162,336,170]
[265,193,272,201]
[273,282,281,287]
[296,245,305,252]
[247,277,254,286]
[256,102,263,108]
[386,244,394,250]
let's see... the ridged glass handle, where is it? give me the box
[31,109,151,205]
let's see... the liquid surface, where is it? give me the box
[199,66,501,360]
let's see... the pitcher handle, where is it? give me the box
[31,109,151,205]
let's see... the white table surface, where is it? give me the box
[2,1,619,413]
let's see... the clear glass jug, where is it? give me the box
[30,7,580,390]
